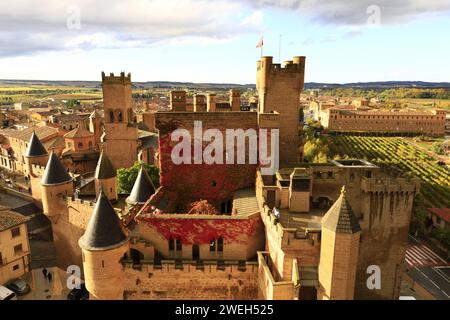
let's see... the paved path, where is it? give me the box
[20,267,69,300]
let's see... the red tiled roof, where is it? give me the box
[428,208,450,223]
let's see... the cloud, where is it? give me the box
[241,10,264,27]
[0,0,260,57]
[237,0,450,25]
[1,0,449,58]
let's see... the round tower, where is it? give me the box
[94,150,117,202]
[24,131,48,177]
[79,189,129,300]
[40,151,73,217]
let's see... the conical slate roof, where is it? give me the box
[41,152,72,185]
[95,151,116,179]
[79,189,127,250]
[321,186,361,234]
[25,131,48,157]
[127,165,155,204]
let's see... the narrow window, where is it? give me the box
[176,237,182,251]
[11,227,20,238]
[102,260,105,268]
[109,110,114,122]
[217,237,223,252]
[210,239,216,252]
[168,237,174,251]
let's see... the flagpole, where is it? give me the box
[278,34,282,62]
[261,33,263,58]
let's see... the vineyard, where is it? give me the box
[328,136,450,208]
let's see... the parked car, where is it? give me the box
[6,279,30,296]
[67,283,89,300]
[0,285,17,300]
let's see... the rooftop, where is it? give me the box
[0,206,29,232]
[41,152,73,185]
[79,189,128,250]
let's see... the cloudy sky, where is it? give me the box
[0,0,449,83]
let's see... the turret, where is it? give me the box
[40,151,73,217]
[193,94,207,112]
[317,186,361,300]
[170,90,187,111]
[229,89,241,111]
[207,93,216,112]
[95,150,117,201]
[79,189,129,300]
[24,131,48,177]
[126,164,155,206]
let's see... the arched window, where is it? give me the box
[77,142,83,148]
[109,110,114,122]
[118,111,123,122]
[210,238,216,252]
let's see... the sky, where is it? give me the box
[0,0,449,84]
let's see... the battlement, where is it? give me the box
[122,258,258,274]
[257,56,305,73]
[64,195,96,207]
[101,71,132,85]
[360,176,420,193]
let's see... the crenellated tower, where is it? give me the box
[256,56,306,166]
[101,72,139,170]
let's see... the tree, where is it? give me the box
[117,162,160,194]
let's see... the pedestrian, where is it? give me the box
[47,272,52,283]
[42,268,48,278]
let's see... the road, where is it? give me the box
[406,235,450,300]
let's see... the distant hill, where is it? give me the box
[1,79,450,90]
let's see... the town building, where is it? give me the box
[0,206,31,284]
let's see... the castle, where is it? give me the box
[26,56,419,300]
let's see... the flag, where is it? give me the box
[256,36,263,48]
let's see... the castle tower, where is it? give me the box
[207,93,216,112]
[94,150,117,202]
[101,71,139,170]
[170,90,187,111]
[126,164,156,206]
[79,189,129,300]
[256,56,306,165]
[89,108,103,149]
[229,89,241,111]
[318,186,361,300]
[24,131,49,200]
[40,151,73,218]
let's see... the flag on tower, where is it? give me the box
[256,36,264,48]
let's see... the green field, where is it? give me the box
[328,136,450,209]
